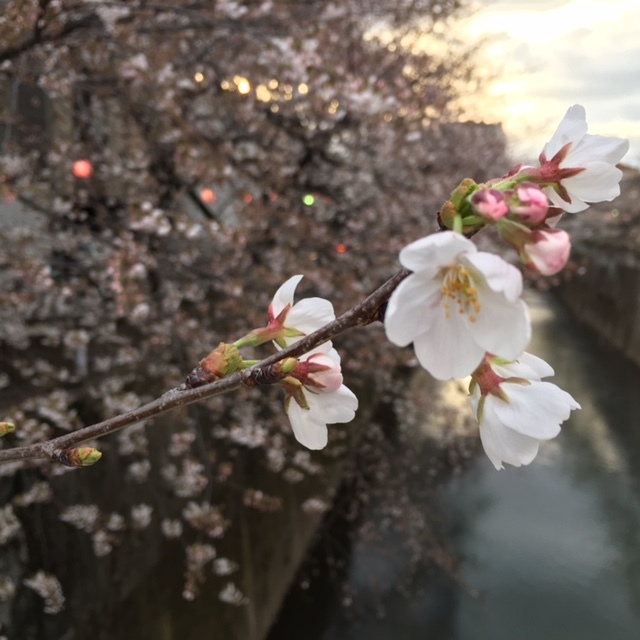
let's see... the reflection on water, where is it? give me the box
[270,292,640,639]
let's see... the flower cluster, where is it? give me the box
[385,105,627,469]
[262,277,358,449]
[183,105,624,470]
[192,275,358,450]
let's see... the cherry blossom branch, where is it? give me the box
[0,269,410,466]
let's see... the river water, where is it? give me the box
[270,292,640,639]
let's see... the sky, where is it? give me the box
[454,0,640,166]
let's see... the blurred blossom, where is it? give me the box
[130,504,153,530]
[213,558,238,576]
[531,104,629,213]
[59,505,100,533]
[161,519,184,539]
[470,188,509,222]
[23,571,65,614]
[92,530,114,557]
[0,505,22,545]
[218,582,246,606]
[522,228,571,276]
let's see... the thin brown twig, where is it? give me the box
[0,269,410,466]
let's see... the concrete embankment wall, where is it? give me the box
[553,170,640,367]
[558,243,640,368]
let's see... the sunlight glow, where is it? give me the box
[453,0,640,163]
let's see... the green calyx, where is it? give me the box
[440,179,489,235]
[282,377,310,411]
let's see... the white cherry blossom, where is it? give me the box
[284,348,358,449]
[268,275,335,348]
[538,104,629,213]
[385,231,530,380]
[470,352,580,470]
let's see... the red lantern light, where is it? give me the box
[200,188,216,203]
[72,160,93,179]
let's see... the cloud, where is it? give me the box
[458,0,640,165]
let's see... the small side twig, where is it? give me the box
[0,269,410,466]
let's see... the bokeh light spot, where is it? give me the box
[302,194,315,206]
[72,160,93,179]
[200,188,216,203]
[234,76,251,95]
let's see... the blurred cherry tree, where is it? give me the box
[0,1,506,636]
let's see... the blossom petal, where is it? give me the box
[479,403,541,470]
[413,309,485,380]
[271,275,303,318]
[286,297,335,335]
[305,385,359,424]
[302,342,335,356]
[542,104,588,159]
[517,352,555,378]
[491,352,554,380]
[544,186,588,213]
[286,403,328,449]
[468,288,530,361]
[493,381,580,440]
[385,272,442,347]
[540,106,628,213]
[567,134,630,166]
[469,383,481,417]
[464,251,523,302]
[563,162,624,203]
[399,231,476,274]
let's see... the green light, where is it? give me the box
[302,194,315,206]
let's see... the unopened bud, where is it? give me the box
[470,189,509,222]
[521,228,571,276]
[508,182,549,226]
[0,422,15,437]
[439,179,479,230]
[186,343,244,388]
[54,447,103,467]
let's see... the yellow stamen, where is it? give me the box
[441,265,481,320]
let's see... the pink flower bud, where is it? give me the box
[522,229,571,275]
[303,353,343,392]
[510,183,550,226]
[470,189,509,222]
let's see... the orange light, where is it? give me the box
[72,160,93,179]
[336,244,347,254]
[242,193,253,204]
[200,188,216,203]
